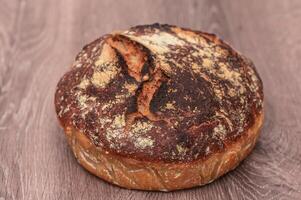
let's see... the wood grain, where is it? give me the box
[0,0,300,199]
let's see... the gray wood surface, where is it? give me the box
[1,0,301,199]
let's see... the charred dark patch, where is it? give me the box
[140,48,155,78]
[141,58,152,77]
[177,70,217,111]
[126,87,141,114]
[226,55,243,70]
[149,81,169,113]
[178,132,194,148]
[114,49,137,82]
[85,84,98,97]
[84,111,98,130]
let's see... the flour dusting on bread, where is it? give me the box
[55,23,263,162]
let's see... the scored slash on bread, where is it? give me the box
[55,23,264,191]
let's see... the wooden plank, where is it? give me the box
[218,1,301,199]
[0,0,300,199]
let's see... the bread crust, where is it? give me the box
[55,23,264,191]
[65,111,263,191]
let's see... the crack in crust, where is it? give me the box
[136,69,169,122]
[107,34,171,129]
[107,35,147,82]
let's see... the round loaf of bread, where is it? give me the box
[55,24,264,191]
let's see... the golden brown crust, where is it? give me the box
[55,23,263,174]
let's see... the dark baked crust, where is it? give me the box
[55,23,263,163]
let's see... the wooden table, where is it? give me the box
[1,0,301,199]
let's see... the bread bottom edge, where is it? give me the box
[64,112,264,191]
